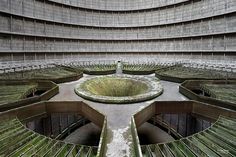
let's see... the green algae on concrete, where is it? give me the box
[200,83,236,104]
[75,75,163,104]
[0,84,37,104]
[123,63,165,75]
[140,116,236,157]
[156,65,236,82]
[72,64,117,75]
[0,101,107,157]
[0,66,82,83]
[83,77,149,97]
[0,118,98,157]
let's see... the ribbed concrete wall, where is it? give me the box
[48,0,189,11]
[0,0,235,61]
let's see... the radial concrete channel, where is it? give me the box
[49,74,188,157]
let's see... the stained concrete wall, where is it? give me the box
[23,112,95,142]
[48,0,189,11]
[1,52,236,63]
[162,113,211,137]
[1,0,235,27]
[1,13,235,41]
[0,0,235,61]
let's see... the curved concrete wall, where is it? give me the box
[1,13,235,40]
[47,0,189,11]
[0,0,235,60]
[0,36,235,52]
[1,0,235,27]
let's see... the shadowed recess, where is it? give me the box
[82,77,149,97]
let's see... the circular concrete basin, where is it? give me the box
[75,75,163,104]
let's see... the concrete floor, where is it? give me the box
[49,74,188,157]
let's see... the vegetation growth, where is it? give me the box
[200,83,236,104]
[141,116,236,156]
[75,75,163,104]
[156,65,236,80]
[0,66,80,80]
[81,77,149,97]
[0,84,37,104]
[0,118,97,156]
[123,63,165,74]
[123,63,164,71]
[72,64,116,74]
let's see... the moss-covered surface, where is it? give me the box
[75,75,163,104]
[140,116,236,156]
[156,65,236,82]
[179,80,236,110]
[157,66,222,79]
[155,66,236,82]
[0,118,98,156]
[73,64,117,75]
[200,83,236,104]
[0,66,82,83]
[123,63,165,75]
[82,77,149,97]
[0,84,37,104]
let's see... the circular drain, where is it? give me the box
[75,75,163,104]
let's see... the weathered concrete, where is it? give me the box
[74,75,163,104]
[49,74,188,157]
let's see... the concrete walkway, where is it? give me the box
[49,74,188,157]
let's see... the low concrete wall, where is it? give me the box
[131,117,142,157]
[180,80,236,110]
[155,71,184,83]
[0,80,59,112]
[83,69,116,75]
[38,81,59,101]
[97,117,107,157]
[123,70,155,75]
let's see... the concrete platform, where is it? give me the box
[49,74,188,157]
